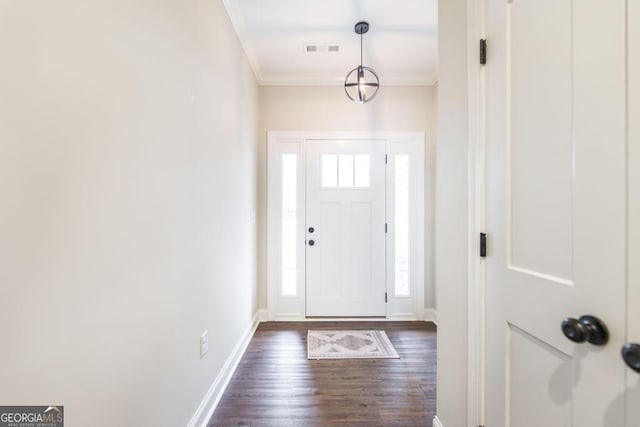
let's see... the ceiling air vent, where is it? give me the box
[304,44,340,53]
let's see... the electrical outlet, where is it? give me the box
[200,331,209,358]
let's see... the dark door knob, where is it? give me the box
[561,315,609,346]
[308,239,315,246]
[308,227,315,233]
[622,343,640,373]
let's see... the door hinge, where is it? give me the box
[385,154,388,164]
[385,223,388,233]
[385,292,388,303]
[480,232,487,257]
[480,39,487,65]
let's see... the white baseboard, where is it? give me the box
[288,317,424,322]
[385,313,421,321]
[269,314,438,322]
[433,415,444,427]
[187,312,260,427]
[424,308,438,324]
[271,309,438,322]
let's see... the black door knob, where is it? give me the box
[308,239,315,246]
[308,227,315,233]
[622,343,640,374]
[561,315,609,346]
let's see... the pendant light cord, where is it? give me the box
[360,32,363,67]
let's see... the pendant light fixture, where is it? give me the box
[344,21,380,104]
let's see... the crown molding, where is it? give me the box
[222,0,264,84]
[259,75,438,87]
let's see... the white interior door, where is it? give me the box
[484,0,628,426]
[306,139,386,317]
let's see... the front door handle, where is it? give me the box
[622,343,640,373]
[561,315,609,346]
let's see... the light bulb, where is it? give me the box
[358,76,366,96]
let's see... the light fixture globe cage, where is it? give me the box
[344,65,379,104]
[344,21,380,104]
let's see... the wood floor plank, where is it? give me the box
[207,321,437,427]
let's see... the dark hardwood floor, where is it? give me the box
[208,321,437,427]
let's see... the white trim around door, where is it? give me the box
[466,0,486,426]
[267,131,426,321]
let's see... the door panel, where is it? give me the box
[508,325,571,427]
[348,202,373,297]
[485,0,627,425]
[509,0,572,279]
[306,140,385,317]
[318,202,341,297]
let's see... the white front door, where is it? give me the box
[484,0,627,426]
[305,139,386,317]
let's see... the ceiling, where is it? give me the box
[223,0,438,86]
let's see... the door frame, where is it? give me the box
[466,0,486,426]
[629,0,640,422]
[266,131,426,321]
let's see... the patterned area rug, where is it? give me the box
[307,330,400,360]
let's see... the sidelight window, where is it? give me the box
[281,154,297,296]
[394,155,410,297]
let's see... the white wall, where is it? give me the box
[0,1,259,426]
[435,0,469,425]
[258,85,437,313]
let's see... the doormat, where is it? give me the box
[307,330,400,360]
